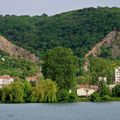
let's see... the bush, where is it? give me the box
[112,84,120,97]
[32,79,58,103]
[91,92,99,102]
[57,89,69,102]
[68,92,78,102]
[101,95,111,102]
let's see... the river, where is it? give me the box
[0,102,120,120]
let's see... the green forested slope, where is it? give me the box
[0,7,120,57]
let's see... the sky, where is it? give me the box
[0,0,120,16]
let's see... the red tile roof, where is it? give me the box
[0,75,13,79]
[26,76,37,81]
[77,84,99,90]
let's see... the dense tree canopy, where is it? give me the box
[42,47,79,90]
[0,7,120,57]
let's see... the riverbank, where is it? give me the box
[78,97,120,102]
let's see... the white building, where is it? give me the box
[0,75,14,88]
[115,67,120,83]
[77,85,98,97]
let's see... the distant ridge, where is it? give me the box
[0,35,39,62]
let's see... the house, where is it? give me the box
[0,75,14,88]
[77,85,99,97]
[115,67,120,83]
[26,76,37,82]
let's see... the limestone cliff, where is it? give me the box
[84,31,119,71]
[0,35,39,62]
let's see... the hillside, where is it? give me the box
[81,30,120,84]
[0,36,40,79]
[84,30,120,70]
[0,50,39,78]
[0,35,39,62]
[0,7,120,58]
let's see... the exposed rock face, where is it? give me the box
[84,31,118,71]
[0,36,39,62]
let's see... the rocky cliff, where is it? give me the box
[84,31,119,71]
[0,35,39,62]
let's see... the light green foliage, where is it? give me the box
[42,47,79,90]
[0,81,33,103]
[32,79,58,103]
[22,80,32,102]
[0,81,24,103]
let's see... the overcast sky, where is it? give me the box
[0,0,120,16]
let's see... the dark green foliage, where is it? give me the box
[90,92,99,102]
[68,92,78,102]
[99,46,112,58]
[91,81,111,102]
[57,89,70,102]
[0,7,120,57]
[99,83,111,97]
[112,84,120,97]
[42,47,79,90]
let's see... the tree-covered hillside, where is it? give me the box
[0,7,120,58]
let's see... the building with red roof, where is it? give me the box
[0,75,14,88]
[77,84,99,97]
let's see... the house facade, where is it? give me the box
[115,67,120,83]
[77,85,98,97]
[0,75,14,88]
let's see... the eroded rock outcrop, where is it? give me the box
[0,35,39,62]
[84,31,118,71]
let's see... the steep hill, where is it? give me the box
[84,31,120,71]
[0,35,39,62]
[0,7,120,57]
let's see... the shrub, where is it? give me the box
[57,89,69,102]
[68,92,78,102]
[91,92,99,102]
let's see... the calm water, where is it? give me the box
[0,102,120,120]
